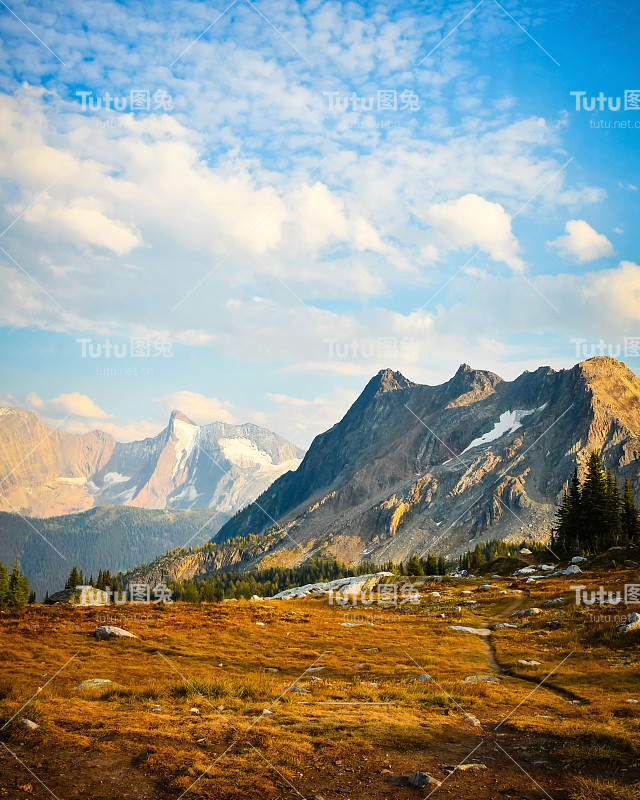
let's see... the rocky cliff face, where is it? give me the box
[215,357,640,566]
[0,408,304,517]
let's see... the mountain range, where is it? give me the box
[3,356,640,593]
[182,356,640,576]
[0,408,304,518]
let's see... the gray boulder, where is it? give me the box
[94,625,136,640]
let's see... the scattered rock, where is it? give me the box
[618,612,640,633]
[626,699,639,704]
[255,622,265,626]
[190,707,199,715]
[262,709,274,715]
[545,620,561,630]
[448,763,487,772]
[511,608,543,617]
[415,673,432,681]
[408,771,440,788]
[543,598,564,607]
[94,626,136,640]
[464,675,500,683]
[513,566,537,576]
[340,622,360,627]
[283,685,310,693]
[571,556,588,564]
[152,705,161,712]
[539,564,556,571]
[477,584,499,592]
[518,660,541,667]
[47,585,109,606]
[76,678,123,690]
[494,623,517,629]
[464,714,482,727]
[563,564,583,575]
[431,591,441,597]
[520,548,532,555]
[448,626,491,637]
[21,719,39,731]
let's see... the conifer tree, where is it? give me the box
[622,478,640,543]
[406,555,423,576]
[0,562,8,604]
[8,559,30,605]
[65,566,82,590]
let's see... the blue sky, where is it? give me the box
[0,0,638,447]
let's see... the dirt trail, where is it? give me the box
[479,590,587,705]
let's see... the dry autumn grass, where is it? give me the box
[0,566,639,800]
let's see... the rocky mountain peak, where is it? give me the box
[168,409,196,427]
[363,368,415,400]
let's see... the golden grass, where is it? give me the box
[569,778,640,800]
[0,568,639,798]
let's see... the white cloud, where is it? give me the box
[49,391,112,418]
[548,219,614,263]
[424,193,525,272]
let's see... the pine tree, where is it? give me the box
[604,469,622,546]
[0,562,8,604]
[470,544,486,570]
[406,555,424,576]
[423,554,437,574]
[65,566,82,590]
[437,556,446,575]
[581,451,608,552]
[622,479,640,543]
[110,576,120,593]
[8,558,30,605]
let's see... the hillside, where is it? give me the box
[0,505,231,597]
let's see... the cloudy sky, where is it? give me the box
[0,0,638,447]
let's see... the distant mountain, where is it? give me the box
[0,408,304,518]
[208,357,640,568]
[0,505,232,598]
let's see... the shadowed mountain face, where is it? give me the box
[215,357,640,565]
[0,409,304,518]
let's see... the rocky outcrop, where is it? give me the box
[46,585,109,606]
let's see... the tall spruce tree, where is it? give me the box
[8,559,30,606]
[0,562,8,604]
[622,478,640,543]
[581,451,608,552]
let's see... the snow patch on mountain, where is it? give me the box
[461,405,547,454]
[171,417,198,478]
[218,437,275,469]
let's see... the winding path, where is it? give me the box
[478,589,587,705]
